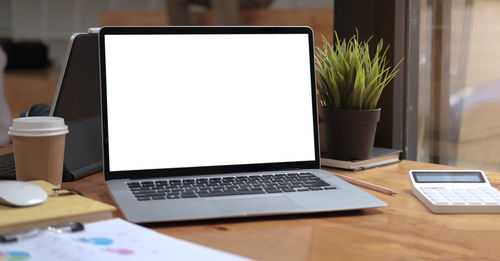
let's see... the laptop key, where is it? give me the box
[127,182,140,187]
[198,189,265,197]
[306,182,330,188]
[141,181,154,187]
[265,189,283,193]
[134,192,162,197]
[181,193,198,199]
[131,187,150,191]
[167,194,181,199]
[152,196,166,200]
[297,188,310,192]
[136,196,151,201]
[132,189,146,193]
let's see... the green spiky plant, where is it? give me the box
[315,33,402,110]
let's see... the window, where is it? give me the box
[418,0,500,172]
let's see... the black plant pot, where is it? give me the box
[322,108,381,161]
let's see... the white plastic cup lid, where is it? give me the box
[8,117,69,137]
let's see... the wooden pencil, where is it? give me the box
[333,173,397,195]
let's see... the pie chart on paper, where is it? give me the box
[0,251,31,261]
[75,237,113,245]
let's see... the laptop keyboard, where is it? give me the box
[127,172,336,201]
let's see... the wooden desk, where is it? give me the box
[54,161,500,260]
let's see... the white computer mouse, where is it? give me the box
[0,181,47,207]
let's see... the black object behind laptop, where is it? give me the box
[0,153,15,179]
[50,33,102,181]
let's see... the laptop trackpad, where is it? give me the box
[210,195,304,215]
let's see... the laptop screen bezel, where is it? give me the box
[99,26,320,180]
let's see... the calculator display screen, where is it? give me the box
[413,172,485,183]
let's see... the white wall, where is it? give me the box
[0,0,333,67]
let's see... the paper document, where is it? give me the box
[0,218,251,261]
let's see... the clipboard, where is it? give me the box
[0,218,250,261]
[0,180,115,234]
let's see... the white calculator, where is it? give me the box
[409,170,500,213]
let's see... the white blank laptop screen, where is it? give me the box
[104,34,315,172]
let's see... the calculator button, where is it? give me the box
[474,193,488,199]
[487,191,500,196]
[438,192,453,197]
[430,197,449,205]
[463,197,482,204]
[447,197,467,204]
[423,192,439,197]
[479,196,498,204]
[467,189,482,194]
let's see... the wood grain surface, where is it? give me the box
[54,160,500,261]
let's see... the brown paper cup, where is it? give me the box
[12,135,66,186]
[9,117,69,187]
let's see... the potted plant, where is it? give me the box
[315,33,401,160]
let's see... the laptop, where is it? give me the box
[99,26,386,223]
[50,32,102,181]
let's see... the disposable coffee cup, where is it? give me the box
[8,117,69,186]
